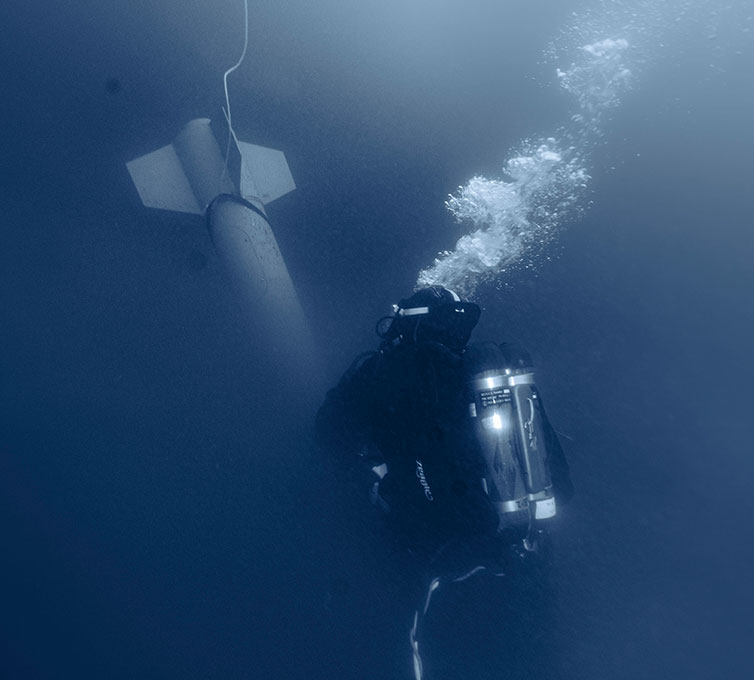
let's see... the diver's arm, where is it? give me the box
[314,353,376,462]
[314,382,365,457]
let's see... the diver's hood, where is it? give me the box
[380,286,481,353]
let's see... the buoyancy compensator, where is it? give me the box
[465,342,557,530]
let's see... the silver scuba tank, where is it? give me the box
[465,343,556,529]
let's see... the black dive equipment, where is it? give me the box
[377,286,481,354]
[465,342,556,529]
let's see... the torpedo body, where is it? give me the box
[126,118,316,372]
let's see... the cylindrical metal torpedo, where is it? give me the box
[126,117,319,377]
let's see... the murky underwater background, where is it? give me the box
[2,1,753,678]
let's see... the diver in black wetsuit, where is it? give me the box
[315,285,574,679]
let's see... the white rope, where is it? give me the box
[422,577,441,616]
[220,0,249,180]
[408,566,505,679]
[410,611,423,680]
[222,0,249,140]
[451,565,488,584]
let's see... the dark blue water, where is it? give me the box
[2,1,753,678]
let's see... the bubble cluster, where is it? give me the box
[416,30,636,297]
[417,140,589,295]
[556,37,633,129]
[416,0,728,297]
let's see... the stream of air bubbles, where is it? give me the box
[416,0,739,297]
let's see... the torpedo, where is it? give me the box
[126,117,318,375]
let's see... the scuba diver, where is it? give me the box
[315,286,574,680]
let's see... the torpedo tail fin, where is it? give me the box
[126,144,203,215]
[238,142,295,205]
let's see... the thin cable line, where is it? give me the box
[221,0,249,181]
